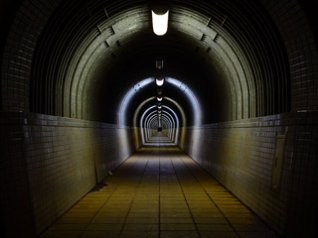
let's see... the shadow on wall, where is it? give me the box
[183,112,318,238]
[0,112,137,237]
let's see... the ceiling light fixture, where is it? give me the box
[156,78,164,86]
[152,10,169,36]
[157,97,163,102]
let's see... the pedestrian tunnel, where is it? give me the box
[1,1,318,238]
[117,76,201,148]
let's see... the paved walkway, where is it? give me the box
[41,148,278,238]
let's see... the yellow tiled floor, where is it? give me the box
[41,149,279,238]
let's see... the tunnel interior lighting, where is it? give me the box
[156,59,164,69]
[152,10,169,36]
[157,97,163,102]
[157,88,163,95]
[156,78,164,86]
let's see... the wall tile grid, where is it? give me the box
[24,120,95,232]
[0,112,135,235]
[184,112,318,237]
[261,0,318,111]
[1,0,61,112]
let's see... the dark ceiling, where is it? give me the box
[3,0,316,126]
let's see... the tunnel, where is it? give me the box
[0,0,318,237]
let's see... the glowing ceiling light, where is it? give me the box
[158,105,162,109]
[157,97,163,102]
[156,78,164,86]
[151,10,169,36]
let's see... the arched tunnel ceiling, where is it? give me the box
[5,0,295,126]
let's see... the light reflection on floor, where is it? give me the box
[41,148,279,238]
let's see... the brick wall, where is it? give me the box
[183,112,318,237]
[261,0,318,111]
[0,112,136,236]
[0,0,62,112]
[2,0,318,114]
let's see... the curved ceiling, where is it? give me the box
[3,0,296,126]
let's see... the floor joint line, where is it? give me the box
[171,157,202,238]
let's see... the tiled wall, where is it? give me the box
[1,113,317,237]
[183,112,318,237]
[0,112,136,236]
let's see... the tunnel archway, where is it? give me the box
[1,1,318,238]
[11,0,291,122]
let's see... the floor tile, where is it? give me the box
[40,150,279,238]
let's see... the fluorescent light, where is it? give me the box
[156,78,164,86]
[156,59,164,69]
[152,10,169,36]
[157,97,163,102]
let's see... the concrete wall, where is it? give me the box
[183,112,318,237]
[0,112,136,237]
